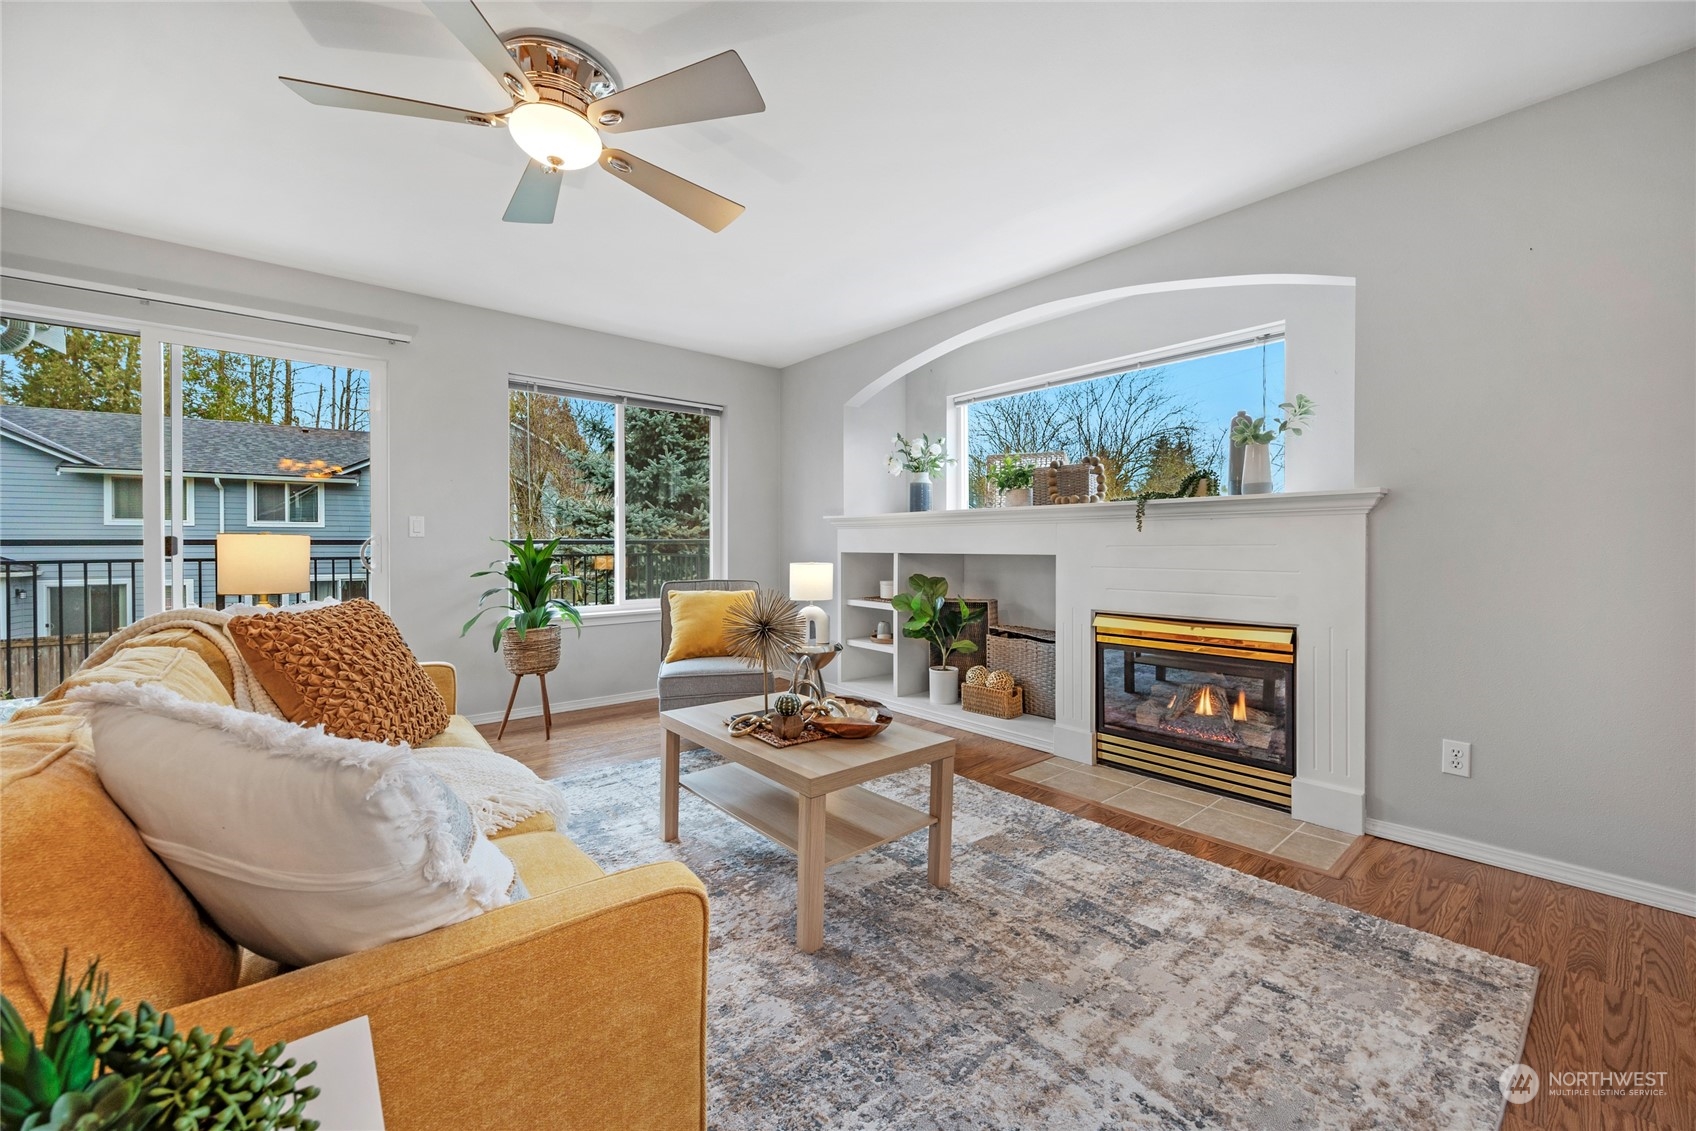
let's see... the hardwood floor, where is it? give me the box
[484,700,1695,1131]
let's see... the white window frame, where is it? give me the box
[104,474,195,526]
[247,480,327,528]
[507,377,724,615]
[37,577,134,638]
[946,323,1287,510]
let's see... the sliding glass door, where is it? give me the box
[1,312,379,699]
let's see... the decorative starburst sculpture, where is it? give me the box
[723,588,805,711]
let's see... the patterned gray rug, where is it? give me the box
[559,752,1537,1130]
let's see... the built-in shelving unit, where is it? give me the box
[832,548,1058,751]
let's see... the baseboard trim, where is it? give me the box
[1363,819,1696,917]
[464,688,656,726]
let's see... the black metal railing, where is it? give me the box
[1,536,712,699]
[552,537,712,606]
[1,538,368,699]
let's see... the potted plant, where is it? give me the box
[988,457,1035,507]
[462,535,584,677]
[1228,394,1316,494]
[890,573,984,705]
[885,432,954,512]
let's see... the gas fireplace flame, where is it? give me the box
[1232,690,1248,721]
[1194,686,1218,716]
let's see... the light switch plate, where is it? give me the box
[407,515,425,538]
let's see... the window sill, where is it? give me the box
[576,607,661,627]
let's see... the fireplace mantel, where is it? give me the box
[828,487,1387,834]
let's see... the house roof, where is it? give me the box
[0,404,368,479]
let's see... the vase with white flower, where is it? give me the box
[885,432,954,512]
[1229,394,1316,494]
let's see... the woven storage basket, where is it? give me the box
[987,624,1055,718]
[1038,459,1103,504]
[502,625,561,676]
[962,683,1023,719]
[937,598,998,682]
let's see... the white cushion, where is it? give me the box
[70,680,520,967]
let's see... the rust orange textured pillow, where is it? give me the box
[227,599,449,745]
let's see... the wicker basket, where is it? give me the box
[962,683,1023,719]
[501,625,561,676]
[987,624,1055,718]
[1038,457,1104,505]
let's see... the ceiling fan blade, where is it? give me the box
[421,0,537,103]
[599,149,744,232]
[503,161,565,224]
[587,51,764,134]
[279,77,502,125]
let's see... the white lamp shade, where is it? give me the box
[216,534,311,596]
[789,562,834,601]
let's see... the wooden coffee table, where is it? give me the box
[659,695,955,953]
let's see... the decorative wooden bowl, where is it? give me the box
[809,696,892,740]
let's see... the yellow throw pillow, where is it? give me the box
[46,646,233,709]
[226,599,449,745]
[665,589,751,663]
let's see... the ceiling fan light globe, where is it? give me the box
[506,102,601,171]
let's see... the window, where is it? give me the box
[956,334,1286,506]
[105,475,194,525]
[250,481,323,526]
[39,579,132,637]
[509,380,719,609]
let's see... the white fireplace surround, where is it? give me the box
[830,488,1386,835]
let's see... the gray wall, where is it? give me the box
[782,52,1696,898]
[1,213,785,719]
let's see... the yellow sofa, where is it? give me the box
[0,632,708,1131]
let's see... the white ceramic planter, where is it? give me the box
[928,665,960,705]
[1002,487,1032,507]
[1242,443,1274,494]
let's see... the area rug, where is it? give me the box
[559,752,1538,1130]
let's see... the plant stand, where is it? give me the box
[497,671,553,741]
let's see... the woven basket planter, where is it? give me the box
[502,625,561,676]
[962,683,1023,719]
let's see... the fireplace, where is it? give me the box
[1094,614,1295,809]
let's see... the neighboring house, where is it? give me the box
[1,404,369,641]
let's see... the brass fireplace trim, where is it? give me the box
[1096,733,1293,807]
[1093,613,1294,664]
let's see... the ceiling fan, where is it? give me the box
[279,0,765,231]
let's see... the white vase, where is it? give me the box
[1002,487,1032,507]
[1241,443,1273,494]
[928,665,960,705]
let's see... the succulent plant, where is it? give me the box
[2,959,319,1131]
[772,692,803,717]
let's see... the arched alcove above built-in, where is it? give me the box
[841,274,1357,510]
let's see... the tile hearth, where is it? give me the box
[1008,758,1359,871]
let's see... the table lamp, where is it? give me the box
[217,533,310,607]
[789,561,834,646]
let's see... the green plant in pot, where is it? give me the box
[1229,393,1316,495]
[462,535,584,678]
[890,573,983,706]
[2,957,319,1131]
[988,457,1035,507]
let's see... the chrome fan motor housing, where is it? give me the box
[503,34,618,113]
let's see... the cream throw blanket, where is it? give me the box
[71,608,567,835]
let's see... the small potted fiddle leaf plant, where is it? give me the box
[462,535,584,678]
[988,457,1035,507]
[890,573,984,705]
[1229,393,1316,494]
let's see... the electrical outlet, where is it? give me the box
[1441,739,1471,777]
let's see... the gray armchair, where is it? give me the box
[657,579,767,711]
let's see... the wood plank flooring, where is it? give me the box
[484,699,1695,1131]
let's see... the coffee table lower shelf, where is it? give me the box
[680,763,935,866]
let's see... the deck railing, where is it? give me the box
[1,535,711,698]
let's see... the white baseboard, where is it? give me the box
[464,688,656,727]
[1363,819,1696,918]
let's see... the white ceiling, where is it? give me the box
[2,2,1691,367]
